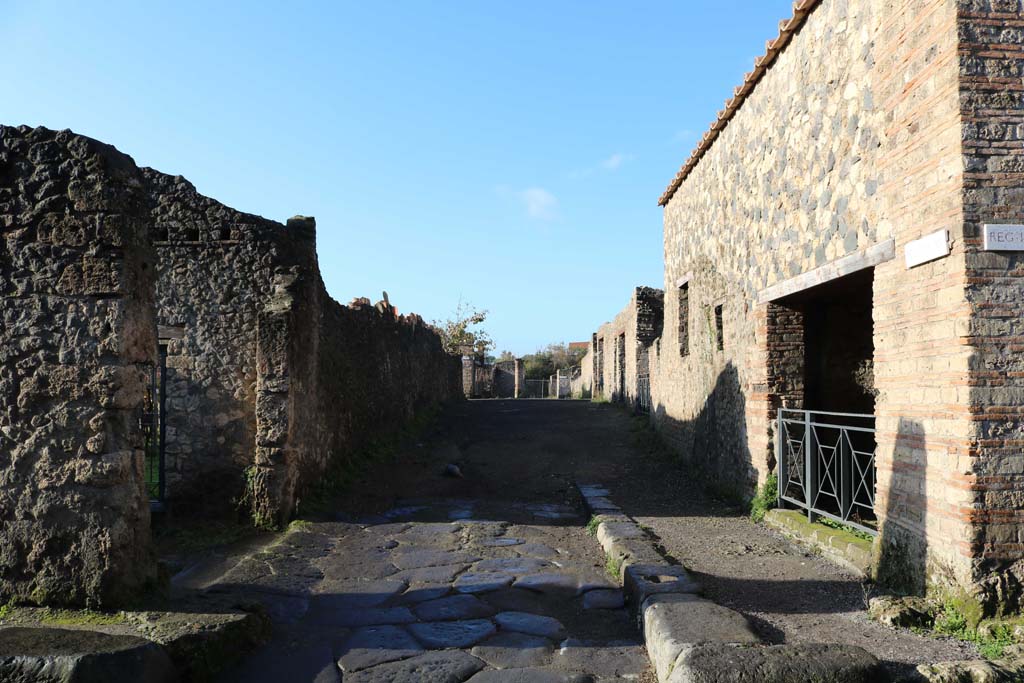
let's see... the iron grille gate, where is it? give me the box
[142,344,167,509]
[777,409,877,536]
[636,375,651,414]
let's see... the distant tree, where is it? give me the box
[497,350,516,363]
[433,300,494,357]
[522,342,587,379]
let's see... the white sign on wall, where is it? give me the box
[905,229,950,269]
[983,224,1024,251]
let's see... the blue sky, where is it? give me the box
[4,0,792,355]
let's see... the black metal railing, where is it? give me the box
[777,408,877,536]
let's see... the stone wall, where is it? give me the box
[0,126,158,607]
[958,0,1024,608]
[650,0,1024,602]
[0,125,462,604]
[594,287,663,409]
[253,280,462,526]
[145,169,308,513]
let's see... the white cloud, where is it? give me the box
[601,152,632,170]
[568,152,635,179]
[519,187,557,220]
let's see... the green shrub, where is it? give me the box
[749,472,778,523]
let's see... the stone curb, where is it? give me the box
[576,482,884,683]
[763,509,873,578]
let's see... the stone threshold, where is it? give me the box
[763,508,873,578]
[575,482,883,683]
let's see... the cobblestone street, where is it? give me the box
[206,400,654,682]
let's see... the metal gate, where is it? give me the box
[520,379,550,399]
[142,344,167,509]
[777,408,877,535]
[636,375,651,414]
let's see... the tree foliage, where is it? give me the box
[433,300,494,357]
[522,342,587,379]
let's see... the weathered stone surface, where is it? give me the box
[393,549,480,571]
[393,564,469,585]
[455,573,515,594]
[470,632,554,669]
[345,650,485,683]
[414,595,497,621]
[337,625,423,673]
[642,593,760,682]
[916,656,1024,683]
[553,639,648,678]
[494,612,566,640]
[476,558,552,574]
[0,627,176,683]
[307,604,415,628]
[669,643,883,683]
[623,564,700,608]
[513,573,579,596]
[407,620,497,649]
[581,589,625,610]
[513,544,560,560]
[480,538,523,548]
[466,669,593,683]
[0,125,159,608]
[868,595,935,629]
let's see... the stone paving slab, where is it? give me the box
[214,496,648,682]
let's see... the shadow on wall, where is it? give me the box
[650,362,756,499]
[875,417,928,596]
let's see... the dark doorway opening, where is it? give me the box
[771,267,877,532]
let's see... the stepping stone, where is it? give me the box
[467,669,593,683]
[494,612,566,640]
[346,650,485,683]
[319,558,398,582]
[554,639,648,678]
[393,549,480,571]
[455,573,514,594]
[580,589,625,610]
[252,591,309,624]
[471,632,554,669]
[576,577,616,595]
[514,543,560,560]
[408,620,497,648]
[310,580,407,609]
[393,564,469,584]
[480,538,523,547]
[393,584,451,604]
[414,595,496,621]
[513,573,579,596]
[337,626,423,673]
[475,558,551,574]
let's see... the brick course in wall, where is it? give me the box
[624,0,1024,606]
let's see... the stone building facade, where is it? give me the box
[0,125,461,607]
[580,287,664,410]
[641,0,1024,607]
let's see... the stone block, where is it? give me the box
[623,563,700,609]
[641,593,760,682]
